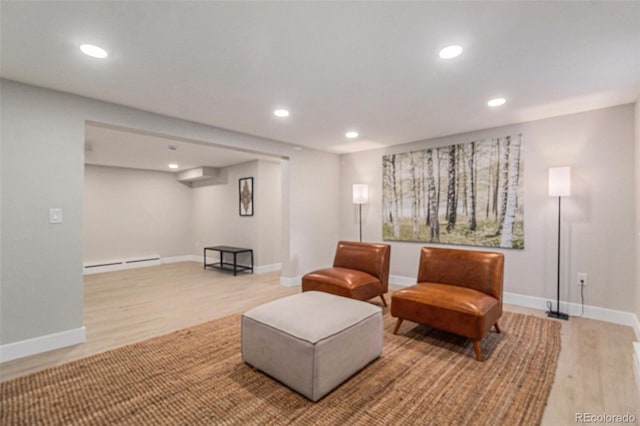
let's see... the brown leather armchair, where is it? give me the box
[391,247,504,361]
[302,241,391,306]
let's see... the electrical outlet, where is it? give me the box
[577,272,588,287]
[49,208,63,224]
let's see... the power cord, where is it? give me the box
[574,278,585,317]
[546,278,586,317]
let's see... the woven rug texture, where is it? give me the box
[1,310,561,425]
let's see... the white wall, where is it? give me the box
[283,148,340,279]
[635,99,640,322]
[256,160,283,266]
[340,104,636,312]
[0,80,340,347]
[191,161,259,258]
[191,161,262,264]
[192,159,282,267]
[1,81,85,344]
[84,165,193,262]
[85,160,281,268]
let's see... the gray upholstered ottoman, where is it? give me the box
[241,291,383,401]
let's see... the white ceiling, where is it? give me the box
[85,124,281,173]
[2,2,639,154]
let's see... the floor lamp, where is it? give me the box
[547,166,571,320]
[352,184,368,242]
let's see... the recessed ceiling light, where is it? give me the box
[345,131,359,139]
[294,146,303,151]
[80,44,108,59]
[487,98,506,107]
[168,163,179,169]
[439,45,463,59]
[274,109,290,118]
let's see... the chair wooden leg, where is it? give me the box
[494,322,501,333]
[392,318,403,335]
[472,341,483,361]
[380,294,388,307]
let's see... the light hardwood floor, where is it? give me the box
[1,262,638,425]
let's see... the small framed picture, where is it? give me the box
[239,177,254,216]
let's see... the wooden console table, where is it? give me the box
[204,246,254,276]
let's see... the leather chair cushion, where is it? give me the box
[302,267,382,302]
[417,247,504,302]
[391,283,500,340]
[333,242,390,293]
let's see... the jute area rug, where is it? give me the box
[1,310,560,426]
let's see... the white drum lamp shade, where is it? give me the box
[353,184,369,204]
[548,167,571,197]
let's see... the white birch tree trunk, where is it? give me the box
[409,152,420,238]
[500,136,522,247]
[446,145,457,232]
[497,136,511,234]
[468,141,477,230]
[426,149,439,242]
[383,157,393,229]
[493,140,500,219]
[390,155,400,238]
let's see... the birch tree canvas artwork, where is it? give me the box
[382,134,524,249]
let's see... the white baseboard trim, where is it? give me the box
[632,314,640,341]
[0,326,86,363]
[280,275,302,287]
[633,342,640,395]
[389,274,638,329]
[503,292,638,327]
[256,263,282,274]
[162,255,197,264]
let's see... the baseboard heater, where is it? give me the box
[125,257,160,265]
[84,261,122,269]
[83,256,161,275]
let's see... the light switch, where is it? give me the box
[49,208,63,224]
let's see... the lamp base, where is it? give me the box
[546,310,569,320]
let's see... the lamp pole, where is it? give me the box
[547,166,570,321]
[550,196,568,319]
[359,203,362,242]
[556,196,561,314]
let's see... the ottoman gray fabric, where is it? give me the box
[241,291,383,401]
